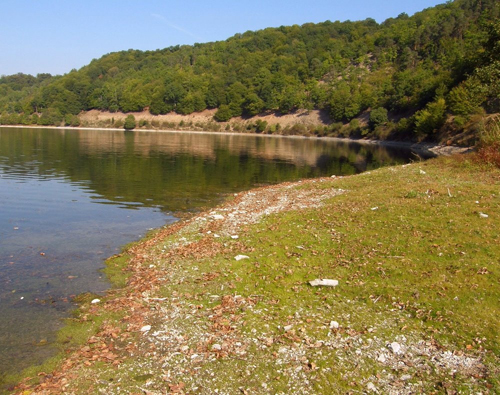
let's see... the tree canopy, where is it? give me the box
[0,0,499,140]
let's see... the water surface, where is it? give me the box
[0,127,414,378]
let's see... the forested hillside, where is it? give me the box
[1,0,499,143]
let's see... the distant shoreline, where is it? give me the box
[1,124,472,157]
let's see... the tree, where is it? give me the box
[414,98,446,135]
[124,114,136,130]
[369,107,389,130]
[243,92,265,116]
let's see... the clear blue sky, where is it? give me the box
[0,0,446,77]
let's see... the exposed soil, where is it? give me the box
[78,109,330,129]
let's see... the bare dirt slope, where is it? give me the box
[78,109,330,129]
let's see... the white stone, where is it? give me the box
[309,279,338,287]
[367,382,378,392]
[235,255,250,261]
[479,212,489,218]
[211,214,224,220]
[212,344,222,351]
[231,235,239,239]
[329,321,339,329]
[140,325,151,332]
[389,342,402,354]
[284,325,293,332]
[377,354,387,363]
[91,298,101,304]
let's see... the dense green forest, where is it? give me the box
[0,0,499,142]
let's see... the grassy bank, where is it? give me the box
[8,153,500,394]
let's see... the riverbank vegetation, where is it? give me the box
[1,0,499,144]
[5,150,499,394]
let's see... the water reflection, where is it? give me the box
[0,128,412,212]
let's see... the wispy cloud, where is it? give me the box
[151,13,202,41]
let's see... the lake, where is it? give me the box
[0,126,415,378]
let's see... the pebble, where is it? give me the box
[140,325,151,332]
[389,342,402,354]
[91,299,101,304]
[367,382,378,392]
[479,212,489,218]
[309,279,338,287]
[329,320,339,329]
[284,325,293,332]
[377,354,386,363]
[212,344,222,351]
[234,255,250,261]
[231,235,239,239]
[211,214,224,220]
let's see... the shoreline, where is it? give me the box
[11,154,499,394]
[0,123,474,391]
[1,124,473,157]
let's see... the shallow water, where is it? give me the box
[0,127,413,377]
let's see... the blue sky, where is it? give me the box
[0,0,445,76]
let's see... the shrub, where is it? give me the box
[414,98,446,136]
[369,107,388,130]
[71,116,81,127]
[254,120,268,133]
[327,122,343,136]
[214,105,233,122]
[348,119,362,135]
[476,115,500,167]
[124,115,136,130]
[286,124,307,135]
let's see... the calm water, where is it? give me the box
[0,127,414,378]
